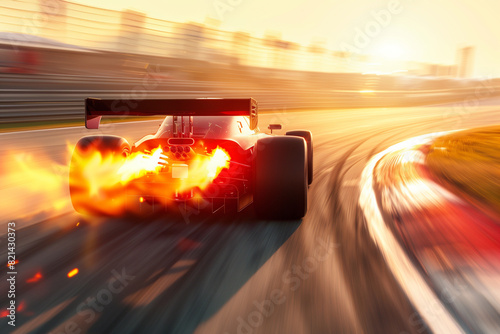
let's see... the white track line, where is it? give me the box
[359,132,464,334]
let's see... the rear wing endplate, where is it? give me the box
[85,98,258,130]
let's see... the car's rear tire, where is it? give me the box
[69,135,130,215]
[286,130,313,185]
[253,136,308,219]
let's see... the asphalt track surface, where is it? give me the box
[1,98,500,334]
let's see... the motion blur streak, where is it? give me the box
[123,259,195,307]
[3,102,500,333]
[372,133,500,333]
[376,140,500,264]
[2,0,500,331]
[359,133,463,334]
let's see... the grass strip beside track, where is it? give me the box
[427,125,500,216]
[0,116,166,133]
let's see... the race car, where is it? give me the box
[69,98,313,219]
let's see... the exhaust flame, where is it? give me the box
[117,147,168,183]
[207,148,230,178]
[1,141,231,219]
[70,144,231,215]
[172,146,230,193]
[71,146,168,197]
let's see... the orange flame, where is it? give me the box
[0,151,72,220]
[174,146,230,192]
[67,268,79,278]
[70,144,231,215]
[1,142,232,219]
[117,147,167,183]
[70,145,167,197]
[26,272,42,283]
[207,147,230,178]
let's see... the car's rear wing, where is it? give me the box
[85,98,258,130]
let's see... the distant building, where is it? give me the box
[406,61,457,77]
[38,0,67,43]
[119,10,146,53]
[456,46,475,78]
[174,22,205,59]
[437,64,458,77]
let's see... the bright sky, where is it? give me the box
[73,0,500,76]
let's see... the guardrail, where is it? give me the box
[1,76,499,125]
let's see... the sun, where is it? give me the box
[374,43,405,60]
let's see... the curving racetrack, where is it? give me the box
[1,98,500,334]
